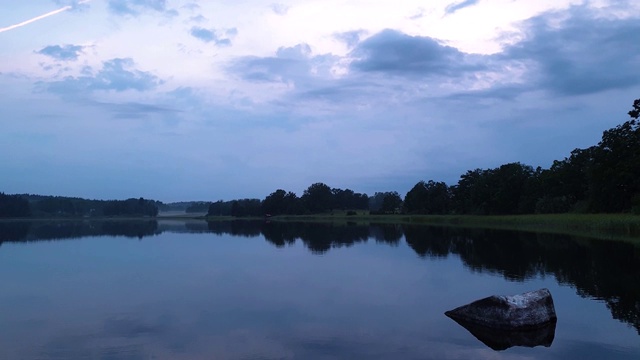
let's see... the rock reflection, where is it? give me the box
[402,227,640,336]
[448,316,557,351]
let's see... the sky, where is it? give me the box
[1,0,639,202]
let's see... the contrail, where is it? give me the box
[0,0,91,34]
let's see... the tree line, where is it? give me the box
[207,184,371,217]
[205,98,640,217]
[0,194,159,218]
[404,98,640,215]
[2,98,639,218]
[0,193,31,218]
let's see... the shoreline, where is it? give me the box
[224,213,640,243]
[2,213,640,243]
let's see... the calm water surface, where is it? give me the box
[0,220,639,360]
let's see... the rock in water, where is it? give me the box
[445,288,557,330]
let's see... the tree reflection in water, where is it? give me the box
[1,219,638,336]
[0,220,160,243]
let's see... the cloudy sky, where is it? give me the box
[1,0,639,202]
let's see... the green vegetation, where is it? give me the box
[402,213,640,242]
[259,212,640,242]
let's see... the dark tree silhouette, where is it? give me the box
[302,183,334,213]
[0,193,31,218]
[404,180,451,214]
[380,191,403,214]
[588,99,640,212]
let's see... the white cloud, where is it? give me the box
[1,0,639,200]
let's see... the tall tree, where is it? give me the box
[452,163,536,215]
[263,189,288,215]
[283,191,305,214]
[404,181,429,214]
[369,192,387,212]
[404,180,451,214]
[538,147,595,213]
[208,200,232,216]
[302,183,334,213]
[380,192,403,214]
[589,98,640,212]
[489,163,537,215]
[452,169,492,215]
[230,199,262,217]
[332,188,369,210]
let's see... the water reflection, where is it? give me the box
[262,221,370,254]
[32,314,172,360]
[0,220,160,243]
[447,316,557,351]
[1,219,639,338]
[206,219,263,237]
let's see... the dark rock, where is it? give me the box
[445,288,557,330]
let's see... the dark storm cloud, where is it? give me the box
[228,30,490,106]
[44,58,162,94]
[228,7,640,106]
[37,44,84,61]
[502,9,640,96]
[190,27,236,46]
[108,0,168,16]
[229,44,337,84]
[445,0,480,15]
[349,29,486,77]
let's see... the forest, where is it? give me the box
[0,194,159,218]
[208,98,640,217]
[1,98,639,218]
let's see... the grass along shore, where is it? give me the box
[266,212,640,243]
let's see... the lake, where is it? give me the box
[0,219,639,360]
